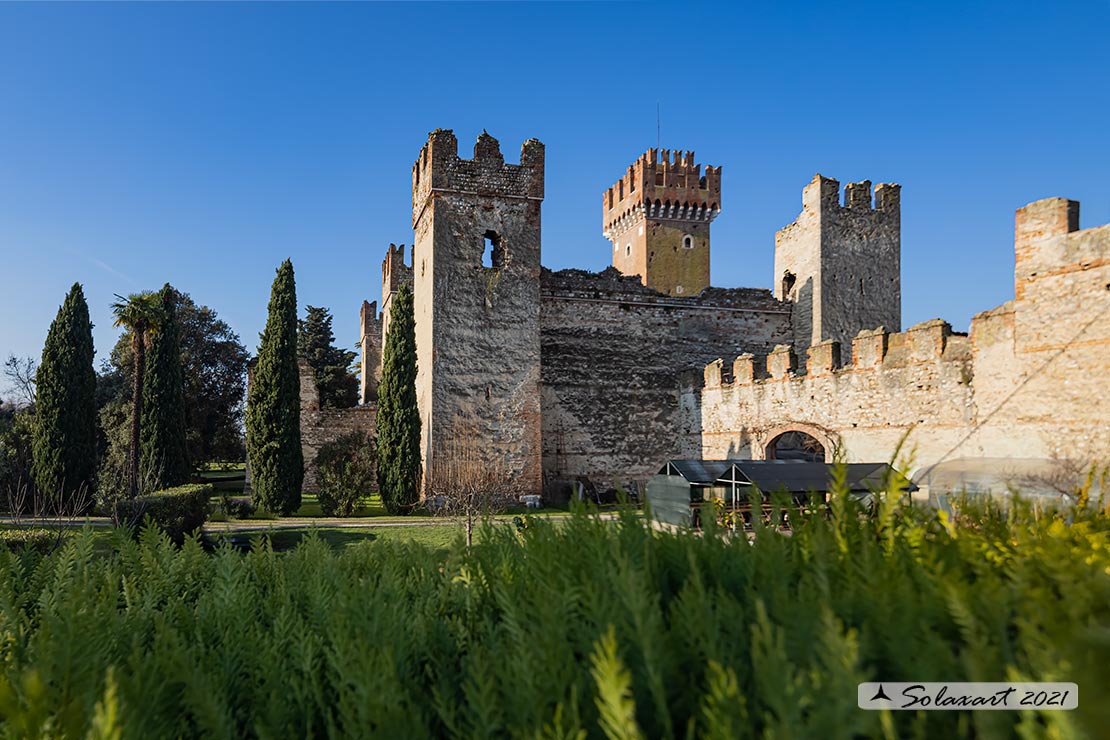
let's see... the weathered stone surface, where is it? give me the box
[775,175,901,359]
[337,132,1108,505]
[297,359,376,492]
[687,199,1110,474]
[539,267,791,490]
[410,130,545,495]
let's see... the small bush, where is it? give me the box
[315,432,376,517]
[114,483,212,544]
[0,527,65,554]
[223,496,255,519]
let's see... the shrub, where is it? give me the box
[114,483,212,544]
[0,489,1108,737]
[0,527,64,554]
[315,432,376,517]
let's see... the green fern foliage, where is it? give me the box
[0,493,1107,738]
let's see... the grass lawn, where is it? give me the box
[214,523,468,551]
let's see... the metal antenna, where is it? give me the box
[657,102,661,149]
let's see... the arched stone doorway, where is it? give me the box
[758,425,837,463]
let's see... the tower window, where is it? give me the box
[782,271,797,298]
[625,244,632,258]
[682,235,693,249]
[483,231,505,270]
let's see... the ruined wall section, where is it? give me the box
[539,267,791,491]
[685,320,974,465]
[775,175,901,358]
[411,129,545,495]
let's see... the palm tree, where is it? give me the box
[111,292,164,498]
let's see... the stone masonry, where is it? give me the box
[687,198,1110,479]
[328,128,1109,501]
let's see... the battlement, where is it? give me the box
[603,148,722,239]
[359,299,380,339]
[411,129,544,225]
[696,319,970,390]
[798,174,900,216]
[1012,197,1110,300]
[381,243,413,297]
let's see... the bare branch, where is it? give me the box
[3,355,37,408]
[424,423,524,548]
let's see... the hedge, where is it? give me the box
[114,483,212,544]
[0,528,65,555]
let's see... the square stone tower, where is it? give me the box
[602,149,721,296]
[410,129,545,495]
[774,175,901,358]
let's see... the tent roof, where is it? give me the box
[659,460,732,485]
[659,460,917,493]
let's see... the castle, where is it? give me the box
[299,128,1109,499]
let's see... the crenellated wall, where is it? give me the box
[686,320,974,466]
[685,197,1110,475]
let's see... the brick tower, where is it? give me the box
[602,149,721,296]
[410,129,545,496]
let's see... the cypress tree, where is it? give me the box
[297,305,358,408]
[32,283,97,506]
[376,284,421,514]
[246,260,303,515]
[140,284,190,490]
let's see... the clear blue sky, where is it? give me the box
[2,1,1108,380]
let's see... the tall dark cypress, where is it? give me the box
[32,283,97,506]
[376,284,421,514]
[246,260,303,515]
[140,284,190,489]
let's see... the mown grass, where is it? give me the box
[0,491,1106,738]
[213,523,464,552]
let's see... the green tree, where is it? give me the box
[246,259,303,515]
[297,305,358,409]
[315,432,376,517]
[100,290,249,466]
[376,284,421,514]
[111,291,164,498]
[31,283,97,506]
[140,284,190,489]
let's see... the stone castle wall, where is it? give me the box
[539,267,792,492]
[297,359,376,492]
[686,198,1110,476]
